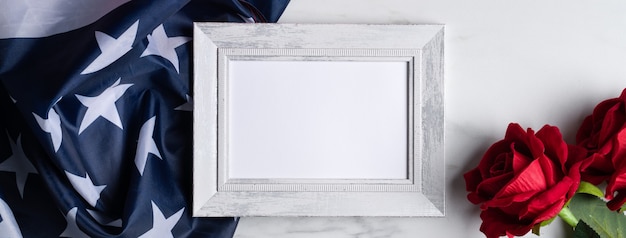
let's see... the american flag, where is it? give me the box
[0,0,289,237]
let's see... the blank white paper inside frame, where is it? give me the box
[228,60,409,179]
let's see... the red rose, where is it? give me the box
[576,88,626,210]
[465,123,585,238]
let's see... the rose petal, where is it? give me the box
[464,168,482,192]
[576,90,626,151]
[581,153,613,184]
[512,145,532,173]
[471,172,515,204]
[524,128,545,159]
[611,129,626,168]
[597,102,625,145]
[566,144,589,171]
[489,199,528,215]
[482,190,535,209]
[489,153,510,176]
[520,176,573,220]
[498,159,547,197]
[537,155,559,186]
[606,170,626,199]
[479,140,513,178]
[504,123,527,142]
[526,198,565,226]
[476,172,515,195]
[607,190,626,211]
[597,137,616,156]
[535,125,568,167]
[479,208,533,238]
[565,161,583,198]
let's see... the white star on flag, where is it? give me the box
[0,198,23,237]
[138,201,184,238]
[75,78,133,134]
[140,24,190,73]
[135,116,162,176]
[65,171,106,207]
[81,20,139,74]
[60,207,89,238]
[0,133,37,198]
[33,106,63,152]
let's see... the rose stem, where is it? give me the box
[558,207,579,228]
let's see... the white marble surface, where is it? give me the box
[234,0,626,237]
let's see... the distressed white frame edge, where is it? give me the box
[193,25,218,213]
[193,23,444,217]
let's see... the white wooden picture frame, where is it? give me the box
[192,23,444,217]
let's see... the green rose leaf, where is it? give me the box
[573,220,600,238]
[569,193,626,238]
[576,181,605,198]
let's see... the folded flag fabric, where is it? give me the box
[0,0,289,237]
